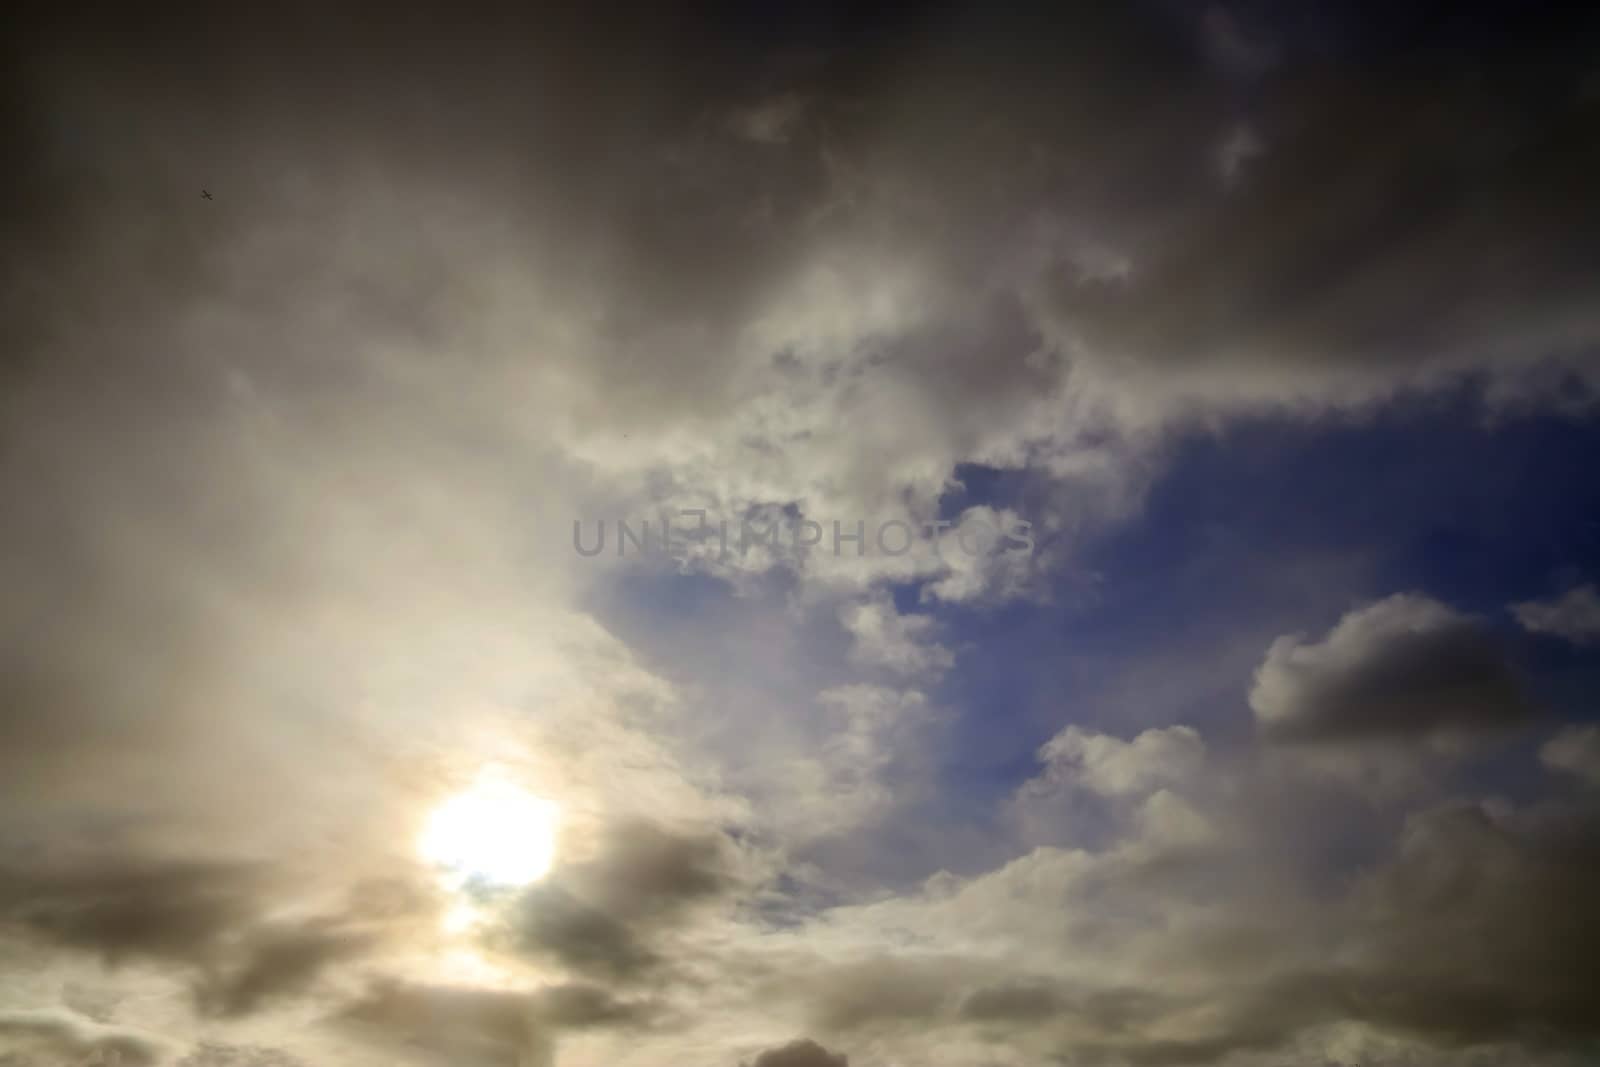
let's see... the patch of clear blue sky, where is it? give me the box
[932,389,1600,813]
[584,388,1600,878]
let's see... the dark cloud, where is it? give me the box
[0,858,405,1017]
[7,3,1591,489]
[0,859,264,967]
[957,980,1063,1022]
[795,956,1187,1054]
[576,819,736,918]
[1345,799,1600,1045]
[504,884,661,983]
[789,955,1292,1067]
[803,956,953,1031]
[1251,594,1532,743]
[528,983,657,1029]
[343,981,549,1067]
[747,1037,849,1067]
[1057,799,1600,1062]
[196,919,375,1018]
[769,781,1600,1064]
[1022,7,1600,420]
[342,980,652,1067]
[499,819,738,983]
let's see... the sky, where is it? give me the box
[3,2,1600,1065]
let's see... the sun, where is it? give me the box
[419,775,560,888]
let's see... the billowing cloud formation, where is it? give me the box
[1340,799,1600,1049]
[1251,595,1532,743]
[763,782,1600,1065]
[1031,724,1206,797]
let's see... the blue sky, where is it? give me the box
[578,394,1600,897]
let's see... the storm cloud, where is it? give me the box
[1251,595,1532,743]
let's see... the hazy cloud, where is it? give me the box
[838,595,953,679]
[0,1009,176,1066]
[1515,585,1600,646]
[747,1038,848,1067]
[1543,725,1600,786]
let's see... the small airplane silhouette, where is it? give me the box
[200,190,213,200]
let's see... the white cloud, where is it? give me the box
[839,594,954,679]
[920,506,1041,605]
[1028,725,1206,799]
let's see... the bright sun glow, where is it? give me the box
[419,776,560,888]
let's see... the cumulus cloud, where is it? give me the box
[1514,585,1600,645]
[1010,723,1212,848]
[1338,799,1600,1048]
[920,507,1042,605]
[1251,595,1532,744]
[765,789,1600,1066]
[1030,724,1207,798]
